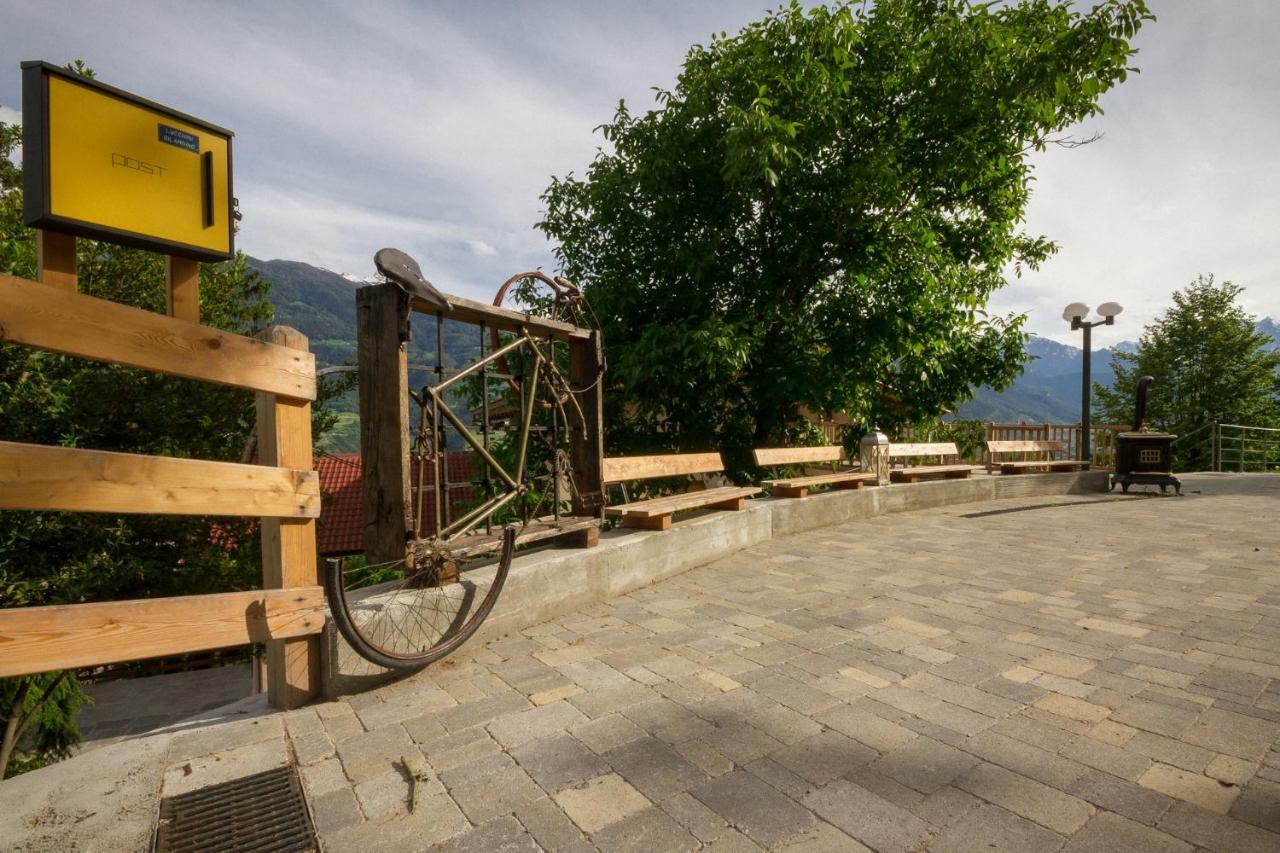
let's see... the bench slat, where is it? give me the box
[764,472,874,488]
[889,442,960,457]
[999,460,1083,471]
[602,453,724,483]
[987,440,1066,453]
[605,485,760,518]
[891,464,973,483]
[753,446,844,466]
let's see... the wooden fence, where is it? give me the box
[985,422,1126,469]
[0,235,323,710]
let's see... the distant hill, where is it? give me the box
[956,335,1133,423]
[249,257,1276,433]
[958,319,1276,424]
[250,257,483,451]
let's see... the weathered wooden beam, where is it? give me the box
[0,587,325,679]
[0,440,320,517]
[411,291,590,342]
[358,284,412,569]
[569,330,605,523]
[36,230,76,292]
[0,274,316,400]
[165,255,200,323]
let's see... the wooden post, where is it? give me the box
[166,255,200,323]
[256,325,319,709]
[36,230,77,292]
[565,329,605,547]
[357,284,412,568]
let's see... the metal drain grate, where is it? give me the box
[154,765,317,853]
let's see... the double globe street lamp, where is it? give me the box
[1063,301,1123,469]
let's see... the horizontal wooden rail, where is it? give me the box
[413,291,591,342]
[0,441,320,518]
[0,587,325,678]
[0,274,316,400]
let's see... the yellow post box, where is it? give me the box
[22,61,234,262]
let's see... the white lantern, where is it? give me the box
[859,429,891,486]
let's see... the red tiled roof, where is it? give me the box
[314,451,479,555]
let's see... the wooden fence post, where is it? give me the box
[257,325,319,709]
[165,255,200,323]
[566,330,605,547]
[357,284,412,569]
[36,230,77,292]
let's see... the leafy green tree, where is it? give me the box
[539,0,1153,474]
[0,73,340,775]
[1094,275,1280,469]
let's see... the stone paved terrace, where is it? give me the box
[5,473,1280,852]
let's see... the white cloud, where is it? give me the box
[1,0,1276,339]
[0,105,19,126]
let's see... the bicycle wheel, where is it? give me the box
[325,526,516,670]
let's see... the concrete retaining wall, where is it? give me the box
[322,470,1109,697]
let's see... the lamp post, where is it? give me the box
[1063,301,1123,469]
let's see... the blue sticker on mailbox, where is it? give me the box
[158,124,200,153]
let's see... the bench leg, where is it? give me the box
[558,527,600,548]
[945,470,971,479]
[834,479,864,490]
[773,486,808,499]
[892,474,917,484]
[708,497,746,511]
[622,513,671,531]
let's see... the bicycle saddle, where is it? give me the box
[374,248,450,309]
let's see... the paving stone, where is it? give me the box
[1229,776,1280,834]
[571,712,648,754]
[927,804,1065,853]
[438,816,540,852]
[1062,811,1192,853]
[311,787,363,834]
[1125,730,1217,773]
[803,778,933,852]
[1110,699,1201,737]
[511,731,611,793]
[957,761,1094,835]
[692,770,816,848]
[448,760,545,824]
[1181,707,1279,761]
[911,785,985,830]
[775,821,872,851]
[1138,762,1241,814]
[487,699,589,749]
[873,737,981,795]
[1067,769,1175,826]
[772,730,877,786]
[592,805,701,853]
[660,790,730,842]
[605,735,709,799]
[814,704,919,752]
[1158,800,1280,853]
[1060,733,1153,780]
[1034,693,1113,723]
[554,773,651,834]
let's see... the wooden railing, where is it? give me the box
[0,262,323,710]
[985,422,1126,469]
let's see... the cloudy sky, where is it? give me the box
[2,0,1277,345]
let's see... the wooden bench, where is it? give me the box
[602,453,760,531]
[888,442,974,483]
[752,446,875,498]
[986,440,1085,475]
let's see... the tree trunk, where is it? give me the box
[1,679,32,779]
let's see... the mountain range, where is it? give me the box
[252,257,1277,442]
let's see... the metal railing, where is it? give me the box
[1211,423,1280,472]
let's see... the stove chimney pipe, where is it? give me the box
[1134,375,1153,431]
